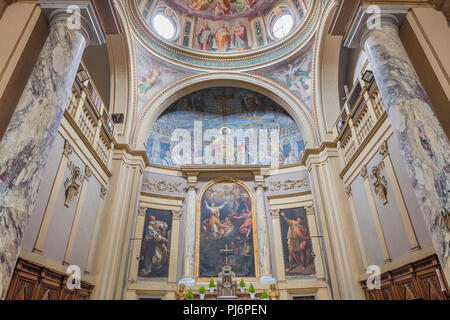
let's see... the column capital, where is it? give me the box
[344,6,409,49]
[184,181,198,191]
[254,181,267,191]
[171,210,183,220]
[39,0,105,46]
[137,206,147,217]
[270,209,280,218]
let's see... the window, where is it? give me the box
[272,13,294,39]
[153,13,176,39]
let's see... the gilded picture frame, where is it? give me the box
[194,177,260,282]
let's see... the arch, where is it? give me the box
[312,1,343,142]
[131,72,318,152]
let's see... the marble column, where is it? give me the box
[179,176,198,286]
[346,7,450,281]
[0,5,103,299]
[254,176,275,284]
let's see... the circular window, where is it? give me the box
[153,13,176,40]
[272,13,294,39]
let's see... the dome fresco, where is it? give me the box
[136,0,311,53]
[146,87,305,167]
[165,0,277,20]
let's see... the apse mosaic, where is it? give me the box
[145,87,306,167]
[197,180,257,278]
[138,209,173,278]
[279,207,315,277]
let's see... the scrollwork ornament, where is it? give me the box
[360,165,368,180]
[379,141,389,159]
[64,164,82,208]
[63,140,74,158]
[370,164,388,205]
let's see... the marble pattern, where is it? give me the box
[364,25,450,271]
[0,22,86,299]
[254,183,273,280]
[180,183,197,285]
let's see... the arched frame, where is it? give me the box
[194,177,260,282]
[131,72,319,152]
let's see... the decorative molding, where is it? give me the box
[64,163,82,208]
[305,205,315,216]
[379,141,389,159]
[268,178,309,191]
[63,140,74,158]
[370,162,388,205]
[100,185,107,199]
[171,210,183,220]
[142,179,182,193]
[84,166,92,181]
[270,209,280,218]
[137,206,147,217]
[346,185,352,197]
[360,165,368,180]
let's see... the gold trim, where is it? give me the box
[194,177,260,282]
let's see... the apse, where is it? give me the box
[145,87,305,167]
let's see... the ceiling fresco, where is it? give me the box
[165,0,277,20]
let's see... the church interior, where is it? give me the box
[0,0,449,301]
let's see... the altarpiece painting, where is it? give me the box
[196,179,258,279]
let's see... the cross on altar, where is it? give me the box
[214,88,234,121]
[219,244,233,266]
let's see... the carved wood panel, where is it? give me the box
[361,255,449,300]
[5,258,94,300]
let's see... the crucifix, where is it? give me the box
[214,88,234,121]
[219,243,233,266]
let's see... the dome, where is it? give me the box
[130,0,319,69]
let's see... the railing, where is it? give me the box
[334,63,387,166]
[65,62,115,168]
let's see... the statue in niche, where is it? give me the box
[268,284,280,300]
[64,165,81,208]
[370,165,388,205]
[175,283,187,300]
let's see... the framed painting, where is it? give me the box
[279,207,315,276]
[138,209,172,278]
[195,178,259,280]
